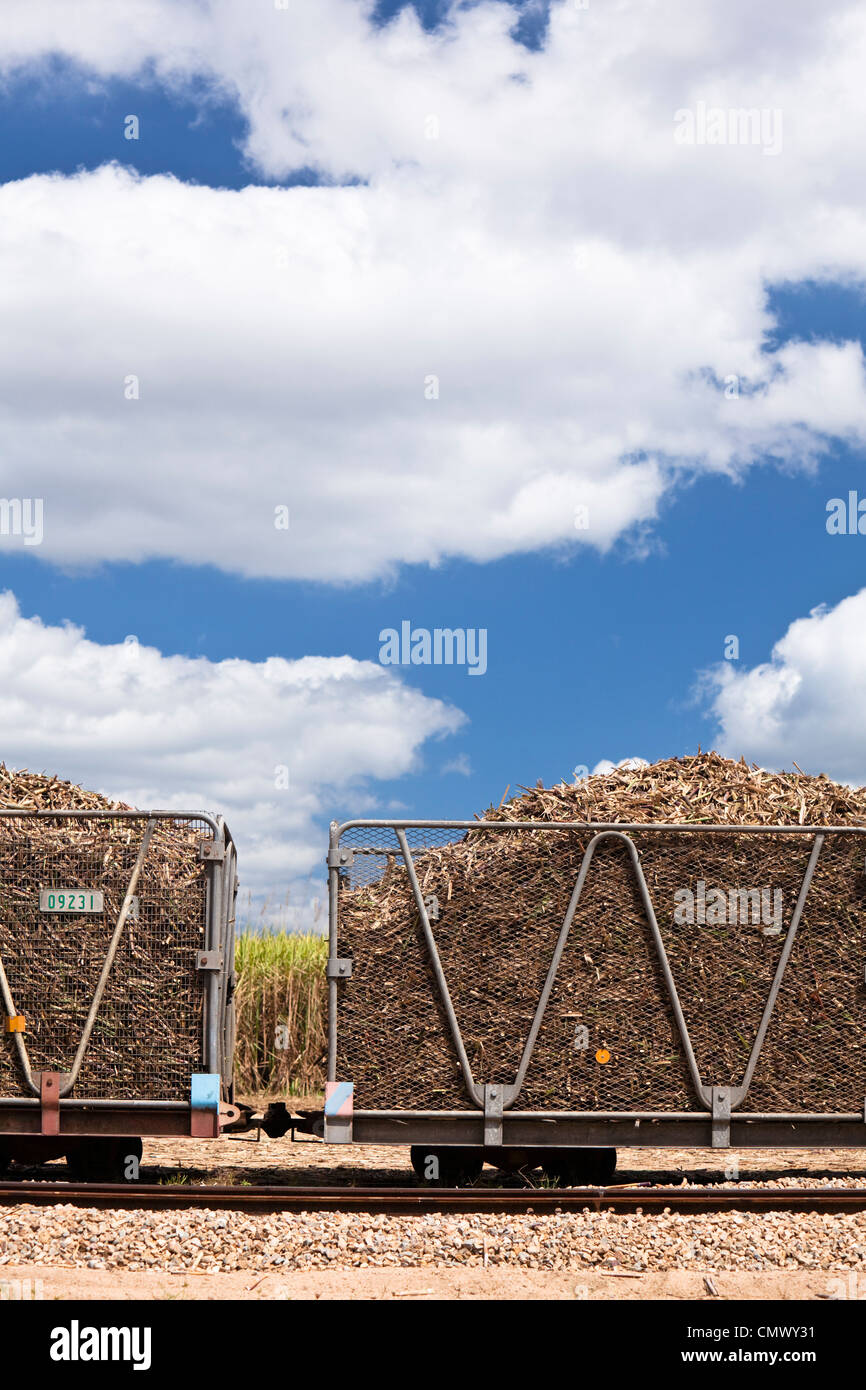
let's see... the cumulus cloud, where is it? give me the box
[589,757,650,777]
[0,592,465,914]
[441,752,472,776]
[0,2,864,581]
[703,588,866,786]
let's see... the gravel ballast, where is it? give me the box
[2,1203,866,1276]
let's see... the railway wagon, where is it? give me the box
[324,815,866,1185]
[0,809,239,1180]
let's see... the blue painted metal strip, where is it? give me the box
[190,1073,220,1111]
[325,1081,353,1116]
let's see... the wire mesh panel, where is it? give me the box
[742,833,866,1112]
[0,814,215,1100]
[336,826,465,1106]
[334,821,866,1115]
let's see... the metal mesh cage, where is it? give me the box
[0,814,215,1100]
[334,822,866,1115]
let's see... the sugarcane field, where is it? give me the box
[4,0,866,1370]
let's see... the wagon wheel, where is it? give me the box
[410,1145,484,1187]
[65,1138,143,1183]
[541,1147,617,1187]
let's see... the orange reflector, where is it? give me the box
[595,1048,610,1064]
[4,1016,25,1033]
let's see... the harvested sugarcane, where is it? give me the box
[0,765,209,1100]
[336,753,866,1114]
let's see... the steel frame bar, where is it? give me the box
[348,1114,866,1149]
[0,951,33,1093]
[327,848,340,1082]
[338,818,866,836]
[330,817,855,1128]
[0,1098,189,1110]
[0,808,221,836]
[0,1105,201,1138]
[203,817,227,1077]
[351,1108,865,1121]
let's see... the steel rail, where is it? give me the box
[3,1181,866,1214]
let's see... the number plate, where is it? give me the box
[38,890,140,917]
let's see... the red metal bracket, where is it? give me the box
[39,1071,60,1136]
[190,1108,219,1139]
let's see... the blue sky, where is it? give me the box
[4,410,866,810]
[0,0,865,915]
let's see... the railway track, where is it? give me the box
[2,1180,866,1214]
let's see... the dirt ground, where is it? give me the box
[0,1263,852,1301]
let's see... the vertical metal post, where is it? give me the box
[40,1071,60,1136]
[219,836,238,1094]
[711,1086,731,1148]
[483,1084,504,1146]
[204,828,226,1079]
[327,822,341,1083]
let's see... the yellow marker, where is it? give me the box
[595,1048,610,1064]
[4,1016,25,1033]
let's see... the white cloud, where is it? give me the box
[442,752,472,776]
[0,2,864,581]
[703,588,866,786]
[589,757,650,777]
[0,592,465,914]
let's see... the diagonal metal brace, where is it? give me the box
[727,832,825,1109]
[396,828,484,1107]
